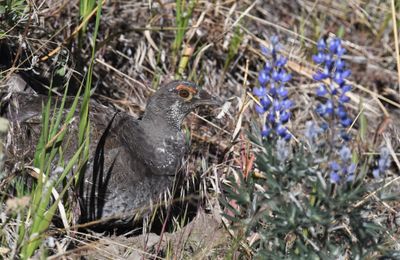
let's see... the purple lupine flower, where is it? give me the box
[253,36,293,140]
[304,121,322,142]
[317,38,326,51]
[316,85,328,96]
[312,37,352,128]
[372,147,391,179]
[329,146,356,184]
[312,37,357,184]
[312,52,325,64]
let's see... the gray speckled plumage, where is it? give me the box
[3,80,218,226]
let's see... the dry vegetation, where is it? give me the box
[0,0,399,259]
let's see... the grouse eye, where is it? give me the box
[179,89,190,99]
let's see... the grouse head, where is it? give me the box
[143,80,219,128]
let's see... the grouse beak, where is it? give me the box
[194,89,221,107]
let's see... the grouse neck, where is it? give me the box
[142,107,187,131]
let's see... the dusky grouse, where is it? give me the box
[3,80,219,226]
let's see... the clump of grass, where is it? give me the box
[223,26,243,73]
[20,85,86,259]
[173,0,197,54]
[172,0,197,73]
[78,0,97,46]
[0,0,104,258]
[218,26,243,85]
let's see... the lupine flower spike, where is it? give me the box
[313,38,352,130]
[312,37,355,184]
[253,36,293,141]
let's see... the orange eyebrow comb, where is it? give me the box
[176,84,198,94]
